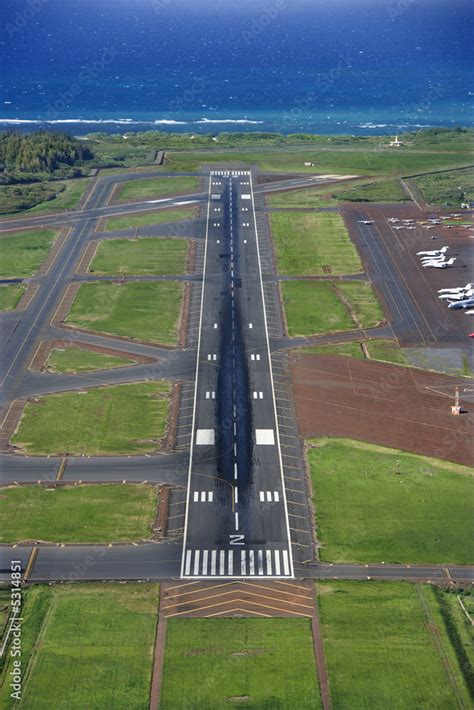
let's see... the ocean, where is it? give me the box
[1,0,473,135]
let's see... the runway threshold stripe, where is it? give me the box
[185,550,192,576]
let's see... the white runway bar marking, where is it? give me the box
[255,429,275,445]
[266,550,272,575]
[193,550,201,576]
[185,550,192,575]
[183,549,293,577]
[274,550,281,576]
[196,429,215,445]
[249,550,255,575]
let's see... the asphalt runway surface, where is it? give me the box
[180,170,293,579]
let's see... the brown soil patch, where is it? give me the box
[290,352,473,466]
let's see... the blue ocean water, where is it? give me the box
[1,0,473,134]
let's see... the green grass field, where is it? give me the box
[268,179,406,207]
[308,438,473,564]
[45,347,135,373]
[0,484,157,543]
[435,588,474,696]
[266,180,361,208]
[105,206,195,231]
[270,212,362,275]
[281,280,383,337]
[90,237,188,275]
[335,178,407,202]
[300,339,408,365]
[161,618,321,709]
[318,581,472,709]
[282,282,353,336]
[415,167,474,206]
[0,178,90,219]
[117,175,199,201]
[336,281,385,328]
[12,381,171,455]
[367,339,409,365]
[161,148,472,176]
[0,583,159,710]
[300,342,365,358]
[66,281,183,345]
[0,229,58,278]
[0,284,24,311]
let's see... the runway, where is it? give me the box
[180,171,293,579]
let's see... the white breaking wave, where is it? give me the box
[196,118,264,124]
[153,119,188,125]
[0,116,264,126]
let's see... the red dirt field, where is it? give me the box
[290,352,473,466]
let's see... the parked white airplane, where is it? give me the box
[438,290,474,301]
[417,247,449,256]
[406,226,416,230]
[464,310,474,315]
[357,220,374,224]
[387,218,399,223]
[422,258,456,268]
[393,226,404,230]
[438,283,473,293]
[448,298,474,310]
[422,225,436,229]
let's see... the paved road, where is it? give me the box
[0,544,472,584]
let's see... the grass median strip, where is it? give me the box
[318,581,472,709]
[308,437,473,564]
[45,347,136,373]
[12,381,171,455]
[66,281,183,345]
[300,339,409,365]
[161,618,321,709]
[89,237,188,275]
[0,583,159,710]
[105,206,195,231]
[0,484,157,543]
[117,176,199,201]
[270,211,362,275]
[281,280,383,337]
[0,228,59,278]
[0,284,25,311]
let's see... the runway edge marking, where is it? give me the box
[249,171,295,579]
[180,172,213,578]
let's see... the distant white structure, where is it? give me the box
[389,135,404,147]
[304,161,315,167]
[461,201,473,209]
